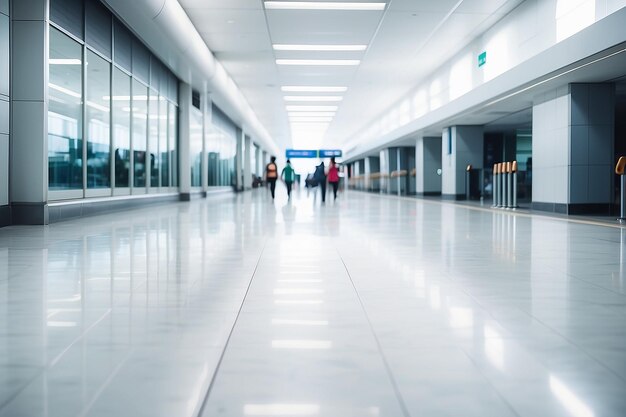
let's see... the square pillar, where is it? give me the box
[441,126,484,200]
[416,136,442,196]
[243,134,252,190]
[235,128,243,191]
[532,83,614,214]
[178,82,191,200]
[10,0,49,224]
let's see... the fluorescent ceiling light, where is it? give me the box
[282,86,348,92]
[286,105,338,111]
[273,44,367,51]
[284,96,343,102]
[265,2,386,10]
[276,59,360,66]
[288,112,336,117]
[49,59,82,65]
[289,117,333,122]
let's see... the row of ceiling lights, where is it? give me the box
[264,1,386,143]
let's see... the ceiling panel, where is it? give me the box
[179,0,528,150]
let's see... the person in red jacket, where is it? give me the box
[328,157,340,201]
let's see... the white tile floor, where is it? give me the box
[1,188,626,417]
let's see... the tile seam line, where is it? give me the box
[352,190,626,230]
[336,249,412,417]
[193,240,268,417]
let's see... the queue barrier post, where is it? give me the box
[511,161,518,209]
[506,162,512,208]
[616,156,626,222]
[492,164,498,207]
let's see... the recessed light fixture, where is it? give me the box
[273,44,367,51]
[282,86,348,93]
[288,112,336,117]
[289,117,333,122]
[276,59,360,66]
[283,96,343,102]
[264,1,385,10]
[286,105,338,111]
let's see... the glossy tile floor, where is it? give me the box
[1,188,626,417]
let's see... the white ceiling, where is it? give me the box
[179,0,524,151]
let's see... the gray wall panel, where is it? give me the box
[12,22,46,101]
[0,0,8,15]
[0,134,8,205]
[86,0,112,59]
[0,99,8,134]
[113,20,132,72]
[50,0,84,39]
[0,13,7,97]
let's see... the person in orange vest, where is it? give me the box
[265,156,278,199]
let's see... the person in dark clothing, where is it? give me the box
[265,156,278,199]
[314,161,327,203]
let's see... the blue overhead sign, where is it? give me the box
[286,149,318,158]
[319,149,342,158]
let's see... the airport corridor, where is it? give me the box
[1,188,626,417]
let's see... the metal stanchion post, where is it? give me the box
[499,162,506,208]
[506,162,512,208]
[466,165,472,201]
[497,163,503,207]
[492,164,498,207]
[512,160,518,209]
[617,157,626,223]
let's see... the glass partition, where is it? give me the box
[190,107,203,188]
[148,88,159,188]
[48,27,83,191]
[85,50,111,190]
[159,96,169,187]
[169,102,178,187]
[112,67,130,188]
[132,79,148,189]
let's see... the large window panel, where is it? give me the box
[48,27,83,191]
[159,97,169,187]
[148,89,159,188]
[190,108,202,188]
[169,102,178,188]
[113,68,130,188]
[86,50,111,189]
[132,79,148,189]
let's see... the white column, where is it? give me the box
[441,126,483,199]
[178,82,191,200]
[10,0,49,224]
[201,92,210,194]
[0,0,9,225]
[235,129,243,191]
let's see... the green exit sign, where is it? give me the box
[478,51,487,67]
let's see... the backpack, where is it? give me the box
[313,163,325,182]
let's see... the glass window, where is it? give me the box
[48,27,83,190]
[132,79,148,188]
[112,67,130,188]
[148,89,159,188]
[159,97,169,187]
[169,102,178,187]
[190,108,202,187]
[86,50,111,189]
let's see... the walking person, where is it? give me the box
[328,157,340,200]
[314,161,327,203]
[265,156,278,199]
[281,159,296,199]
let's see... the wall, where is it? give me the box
[0,0,8,211]
[347,1,626,156]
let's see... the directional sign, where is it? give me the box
[319,149,342,158]
[478,51,487,67]
[286,149,318,158]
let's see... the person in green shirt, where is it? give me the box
[281,159,296,199]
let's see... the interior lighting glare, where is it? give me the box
[549,375,595,417]
[48,83,81,98]
[282,86,348,92]
[243,404,320,416]
[271,319,329,326]
[286,105,338,111]
[273,44,367,51]
[274,300,324,305]
[271,340,333,349]
[284,96,343,102]
[273,288,324,295]
[49,59,82,65]
[265,1,386,10]
[276,59,360,66]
